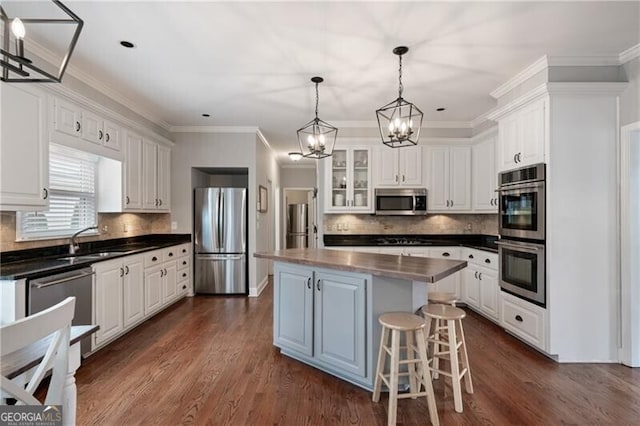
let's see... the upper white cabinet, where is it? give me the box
[0,83,49,210]
[373,145,422,187]
[52,96,122,154]
[426,146,471,212]
[324,147,372,213]
[496,97,546,172]
[472,133,498,212]
[142,140,171,211]
[124,132,143,210]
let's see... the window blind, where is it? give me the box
[18,146,98,240]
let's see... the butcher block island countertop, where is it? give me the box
[254,248,467,283]
[254,248,468,391]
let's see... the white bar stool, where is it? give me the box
[372,312,439,426]
[421,304,473,413]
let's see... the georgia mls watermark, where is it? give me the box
[0,405,62,426]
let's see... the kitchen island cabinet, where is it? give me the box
[255,248,466,390]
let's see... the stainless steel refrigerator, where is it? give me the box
[286,203,308,249]
[194,187,247,294]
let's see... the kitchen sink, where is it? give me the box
[57,252,126,262]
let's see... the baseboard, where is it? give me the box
[249,275,269,297]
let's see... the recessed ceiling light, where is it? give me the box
[120,41,135,48]
[202,113,211,118]
[436,107,446,112]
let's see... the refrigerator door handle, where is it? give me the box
[197,254,244,261]
[217,190,222,250]
[220,190,225,249]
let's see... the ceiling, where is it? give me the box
[7,1,640,163]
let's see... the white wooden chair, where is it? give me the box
[1,297,75,406]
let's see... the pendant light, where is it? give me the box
[376,46,423,148]
[296,76,337,159]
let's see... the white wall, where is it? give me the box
[620,57,640,126]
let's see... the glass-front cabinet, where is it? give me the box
[324,147,372,213]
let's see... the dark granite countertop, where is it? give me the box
[323,234,498,253]
[0,234,191,281]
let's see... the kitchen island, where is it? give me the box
[254,248,466,390]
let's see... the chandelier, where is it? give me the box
[296,76,337,159]
[0,0,83,83]
[376,46,423,148]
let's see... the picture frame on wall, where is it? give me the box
[258,185,267,212]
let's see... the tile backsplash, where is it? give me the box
[324,214,498,235]
[0,212,171,252]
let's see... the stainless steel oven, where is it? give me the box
[497,163,545,241]
[497,240,545,307]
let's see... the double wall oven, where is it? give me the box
[496,163,546,307]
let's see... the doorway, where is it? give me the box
[621,122,640,367]
[283,188,317,249]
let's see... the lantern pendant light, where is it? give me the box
[296,76,337,159]
[376,46,423,148]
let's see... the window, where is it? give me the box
[18,145,98,240]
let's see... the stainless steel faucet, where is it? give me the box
[69,226,99,255]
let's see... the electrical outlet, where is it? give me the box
[337,223,343,231]
[101,225,109,232]
[344,223,349,231]
[466,223,472,231]
[171,221,177,231]
[123,223,130,232]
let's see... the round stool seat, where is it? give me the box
[428,292,457,305]
[422,304,466,321]
[378,312,426,331]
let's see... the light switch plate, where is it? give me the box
[171,221,177,231]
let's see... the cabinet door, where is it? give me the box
[163,261,178,303]
[124,132,143,210]
[156,145,171,211]
[428,248,460,297]
[142,139,158,210]
[472,138,497,212]
[95,262,124,345]
[144,266,163,315]
[326,149,349,211]
[399,146,422,186]
[519,98,546,166]
[53,97,82,137]
[0,83,48,209]
[273,264,314,356]
[374,147,399,186]
[350,148,372,212]
[81,110,102,145]
[462,267,480,308]
[123,257,144,329]
[103,120,121,152]
[479,267,499,321]
[449,146,471,210]
[314,271,366,377]
[497,113,519,172]
[426,146,450,211]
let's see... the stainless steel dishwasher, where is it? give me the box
[28,267,94,356]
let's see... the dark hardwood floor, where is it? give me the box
[76,283,640,425]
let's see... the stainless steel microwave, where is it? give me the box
[375,188,427,215]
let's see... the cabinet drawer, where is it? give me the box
[144,249,163,268]
[177,268,190,283]
[428,247,460,259]
[501,292,546,350]
[175,243,190,258]
[177,257,190,271]
[163,246,179,262]
[463,248,497,269]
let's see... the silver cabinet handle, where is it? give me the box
[478,272,482,280]
[446,200,450,207]
[126,195,130,205]
[106,133,110,142]
[450,200,454,207]
[513,153,518,163]
[316,279,321,291]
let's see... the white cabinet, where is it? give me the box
[501,291,547,351]
[142,139,171,211]
[325,147,372,213]
[94,260,125,347]
[144,265,163,316]
[176,244,192,297]
[460,248,499,323]
[373,145,422,187]
[426,146,471,212]
[123,256,144,329]
[124,132,143,210]
[427,247,461,296]
[0,83,49,210]
[497,97,546,172]
[53,96,121,153]
[274,263,367,378]
[472,135,498,212]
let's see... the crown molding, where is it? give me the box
[490,55,549,99]
[620,43,640,65]
[487,84,548,120]
[546,55,620,67]
[330,120,472,129]
[280,164,317,170]
[471,126,498,142]
[546,82,628,95]
[470,109,493,128]
[26,40,172,132]
[169,125,260,133]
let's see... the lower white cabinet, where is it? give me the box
[123,255,144,329]
[144,264,163,316]
[94,259,125,347]
[460,248,499,323]
[274,263,367,379]
[501,291,547,351]
[427,247,461,297]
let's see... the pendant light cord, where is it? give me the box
[315,81,320,119]
[398,54,404,99]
